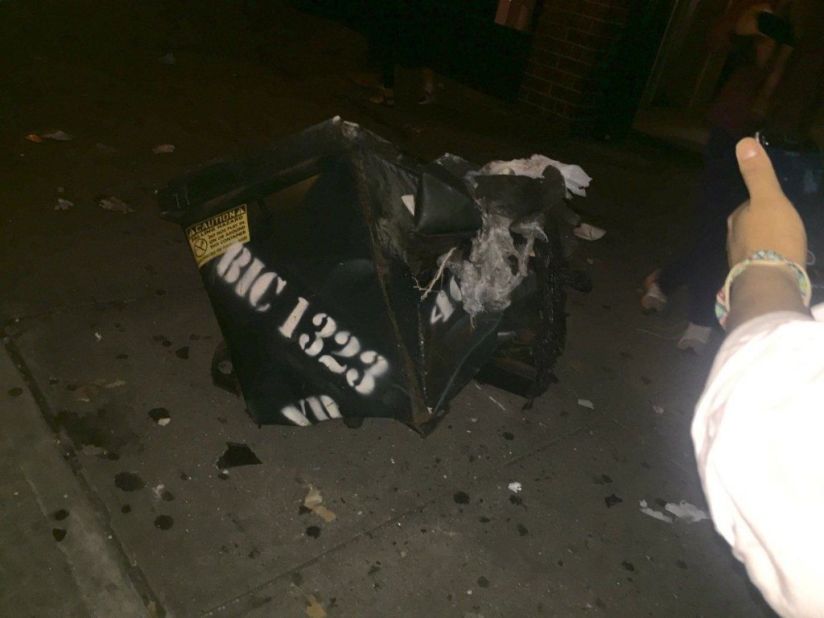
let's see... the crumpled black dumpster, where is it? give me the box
[158,118,589,434]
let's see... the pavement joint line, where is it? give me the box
[201,498,438,616]
[204,417,597,616]
[1,332,168,617]
[502,418,601,470]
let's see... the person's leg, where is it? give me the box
[645,129,738,312]
[418,67,436,104]
[683,130,748,334]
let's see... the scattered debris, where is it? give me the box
[97,195,133,213]
[445,213,544,318]
[639,499,709,524]
[639,500,674,524]
[149,407,171,426]
[302,485,337,523]
[152,144,176,154]
[604,494,623,508]
[573,223,606,241]
[55,198,74,211]
[216,442,261,470]
[151,484,166,500]
[94,331,103,342]
[577,399,595,410]
[507,481,523,494]
[104,379,126,389]
[477,154,592,198]
[73,384,101,403]
[401,194,416,216]
[488,396,506,411]
[652,405,665,415]
[453,491,470,504]
[26,130,74,143]
[665,501,709,523]
[41,130,74,141]
[305,595,327,618]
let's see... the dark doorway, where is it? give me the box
[296,0,535,101]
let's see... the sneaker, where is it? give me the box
[677,323,713,354]
[641,271,667,313]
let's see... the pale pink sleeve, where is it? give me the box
[692,305,824,618]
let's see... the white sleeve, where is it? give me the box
[692,306,824,618]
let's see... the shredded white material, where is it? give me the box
[478,154,592,198]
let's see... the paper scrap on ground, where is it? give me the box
[665,501,709,523]
[55,198,74,211]
[25,133,44,143]
[507,481,523,494]
[401,194,415,216]
[98,196,133,213]
[303,485,337,523]
[577,399,595,410]
[488,395,506,411]
[639,500,673,523]
[152,144,175,154]
[478,154,592,198]
[652,405,664,415]
[305,595,327,618]
[573,223,606,241]
[41,130,74,141]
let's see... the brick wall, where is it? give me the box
[520,0,633,128]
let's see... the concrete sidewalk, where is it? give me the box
[0,1,773,616]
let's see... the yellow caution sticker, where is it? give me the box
[186,204,251,268]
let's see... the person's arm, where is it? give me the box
[723,138,809,331]
[725,264,806,330]
[692,138,824,617]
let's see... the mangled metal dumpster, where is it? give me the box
[158,118,590,434]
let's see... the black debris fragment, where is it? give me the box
[148,407,171,426]
[154,515,174,530]
[604,494,623,508]
[453,491,470,505]
[216,443,262,470]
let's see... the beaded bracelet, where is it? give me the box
[715,249,812,329]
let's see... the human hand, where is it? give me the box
[727,137,807,267]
